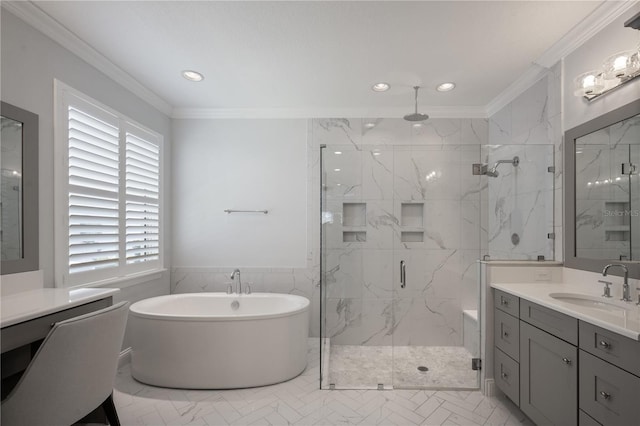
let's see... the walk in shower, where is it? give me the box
[317,118,554,390]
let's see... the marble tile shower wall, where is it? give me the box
[486,68,562,261]
[314,117,487,347]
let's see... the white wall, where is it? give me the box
[1,10,171,298]
[564,4,640,130]
[171,118,308,268]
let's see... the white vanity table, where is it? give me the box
[1,287,119,398]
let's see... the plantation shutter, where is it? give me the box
[67,106,120,274]
[125,129,160,265]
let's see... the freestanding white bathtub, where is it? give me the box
[129,292,310,389]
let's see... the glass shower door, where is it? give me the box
[320,144,395,389]
[391,145,482,389]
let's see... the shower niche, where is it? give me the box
[400,202,424,243]
[342,202,366,242]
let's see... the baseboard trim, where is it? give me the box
[484,379,496,397]
[118,347,132,368]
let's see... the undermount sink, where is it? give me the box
[548,292,634,316]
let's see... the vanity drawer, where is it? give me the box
[494,308,519,361]
[579,350,640,426]
[520,299,578,345]
[579,321,640,377]
[494,289,519,317]
[494,347,519,406]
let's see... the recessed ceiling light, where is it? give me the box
[334,151,342,155]
[364,122,376,128]
[371,82,390,92]
[182,70,204,82]
[334,168,341,172]
[436,82,456,92]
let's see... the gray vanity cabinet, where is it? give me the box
[519,321,578,426]
[493,290,578,426]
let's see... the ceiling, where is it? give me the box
[30,1,604,116]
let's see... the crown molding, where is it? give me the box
[485,0,638,118]
[2,1,173,116]
[535,0,639,69]
[171,106,488,120]
[484,65,548,117]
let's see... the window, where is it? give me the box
[55,82,162,286]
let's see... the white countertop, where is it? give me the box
[491,282,640,341]
[1,287,120,328]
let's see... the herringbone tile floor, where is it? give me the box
[114,340,532,426]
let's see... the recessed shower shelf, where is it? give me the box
[343,203,366,227]
[401,203,424,227]
[343,231,367,242]
[401,231,424,243]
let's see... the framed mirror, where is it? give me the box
[565,99,640,277]
[1,101,39,275]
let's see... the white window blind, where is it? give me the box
[56,83,162,286]
[125,130,160,264]
[68,106,120,274]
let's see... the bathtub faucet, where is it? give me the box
[230,269,242,294]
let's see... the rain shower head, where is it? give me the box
[403,86,429,122]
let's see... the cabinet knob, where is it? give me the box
[503,331,509,338]
[501,372,508,379]
[599,340,611,349]
[500,298,508,306]
[599,391,611,400]
[562,357,572,365]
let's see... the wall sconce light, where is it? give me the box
[574,12,640,102]
[574,48,640,101]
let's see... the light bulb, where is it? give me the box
[603,51,639,80]
[574,71,604,96]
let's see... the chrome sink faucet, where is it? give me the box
[602,263,631,302]
[230,269,242,294]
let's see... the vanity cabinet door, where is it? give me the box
[520,321,578,426]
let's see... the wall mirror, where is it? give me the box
[565,99,640,277]
[1,101,39,275]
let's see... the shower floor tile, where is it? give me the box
[329,345,477,390]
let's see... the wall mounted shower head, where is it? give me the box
[486,168,499,178]
[485,156,519,178]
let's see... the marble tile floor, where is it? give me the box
[114,339,532,426]
[328,345,478,390]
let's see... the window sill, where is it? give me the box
[70,268,167,290]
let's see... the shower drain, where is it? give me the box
[417,366,429,372]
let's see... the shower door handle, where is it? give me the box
[400,260,406,288]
